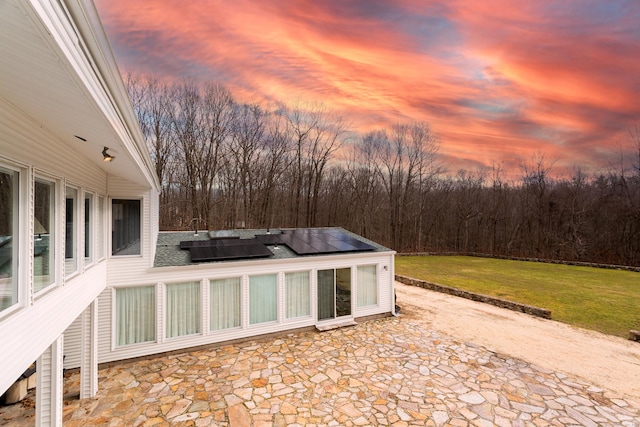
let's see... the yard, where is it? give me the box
[395,255,640,338]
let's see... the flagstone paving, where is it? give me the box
[2,315,639,426]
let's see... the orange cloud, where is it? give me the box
[94,0,640,176]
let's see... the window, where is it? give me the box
[0,166,19,313]
[112,199,141,256]
[34,178,55,293]
[249,274,277,324]
[116,286,155,346]
[166,282,200,338]
[65,186,78,276]
[97,196,105,260]
[285,271,310,319]
[357,265,378,307]
[84,192,93,265]
[210,277,241,331]
[318,268,351,320]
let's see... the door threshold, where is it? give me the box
[315,319,357,332]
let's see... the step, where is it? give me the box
[316,319,357,332]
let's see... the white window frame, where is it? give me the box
[64,184,80,279]
[97,195,105,261]
[164,280,202,340]
[83,190,95,268]
[357,264,379,308]
[209,276,242,332]
[112,284,158,349]
[110,198,143,257]
[248,273,278,325]
[0,160,27,318]
[284,270,312,320]
[33,173,60,297]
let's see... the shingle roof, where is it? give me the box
[153,227,391,268]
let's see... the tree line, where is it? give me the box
[127,75,640,266]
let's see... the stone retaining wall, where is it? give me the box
[395,274,552,319]
[396,252,640,273]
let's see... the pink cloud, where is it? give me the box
[95,0,640,176]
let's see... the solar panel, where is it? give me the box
[255,234,283,245]
[326,239,357,252]
[281,229,375,255]
[189,242,272,262]
[179,240,215,250]
[180,238,258,250]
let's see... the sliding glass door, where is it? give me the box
[317,268,351,321]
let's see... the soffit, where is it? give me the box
[0,0,152,187]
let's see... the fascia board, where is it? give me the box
[24,0,160,190]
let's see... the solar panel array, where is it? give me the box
[180,228,375,263]
[278,229,375,255]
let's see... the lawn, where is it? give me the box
[395,255,640,338]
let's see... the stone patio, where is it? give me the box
[1,295,639,426]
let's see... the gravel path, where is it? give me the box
[395,281,640,404]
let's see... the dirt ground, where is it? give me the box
[395,281,640,405]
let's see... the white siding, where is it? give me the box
[63,316,83,369]
[96,289,112,366]
[35,336,63,427]
[149,188,160,262]
[0,99,107,194]
[79,300,98,398]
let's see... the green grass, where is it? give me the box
[395,255,640,338]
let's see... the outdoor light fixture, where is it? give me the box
[102,146,115,162]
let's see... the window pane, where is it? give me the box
[249,274,277,324]
[210,277,241,330]
[0,167,19,312]
[285,271,310,319]
[34,179,55,292]
[112,199,141,256]
[357,265,378,307]
[65,186,78,276]
[84,193,93,264]
[166,282,200,338]
[116,286,155,346]
[317,269,335,321]
[336,268,351,317]
[97,196,104,259]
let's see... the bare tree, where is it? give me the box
[368,122,439,250]
[125,74,177,227]
[226,103,267,228]
[255,110,293,228]
[279,101,347,227]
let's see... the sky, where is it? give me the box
[94,0,640,178]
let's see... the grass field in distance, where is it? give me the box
[395,255,640,338]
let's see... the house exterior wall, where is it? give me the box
[0,99,113,394]
[106,177,157,275]
[64,178,159,369]
[62,250,395,366]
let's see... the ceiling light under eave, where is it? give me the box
[102,146,115,162]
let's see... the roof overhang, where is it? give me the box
[0,0,159,189]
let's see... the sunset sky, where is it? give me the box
[94,0,640,177]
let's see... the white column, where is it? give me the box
[80,300,98,398]
[36,335,64,427]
